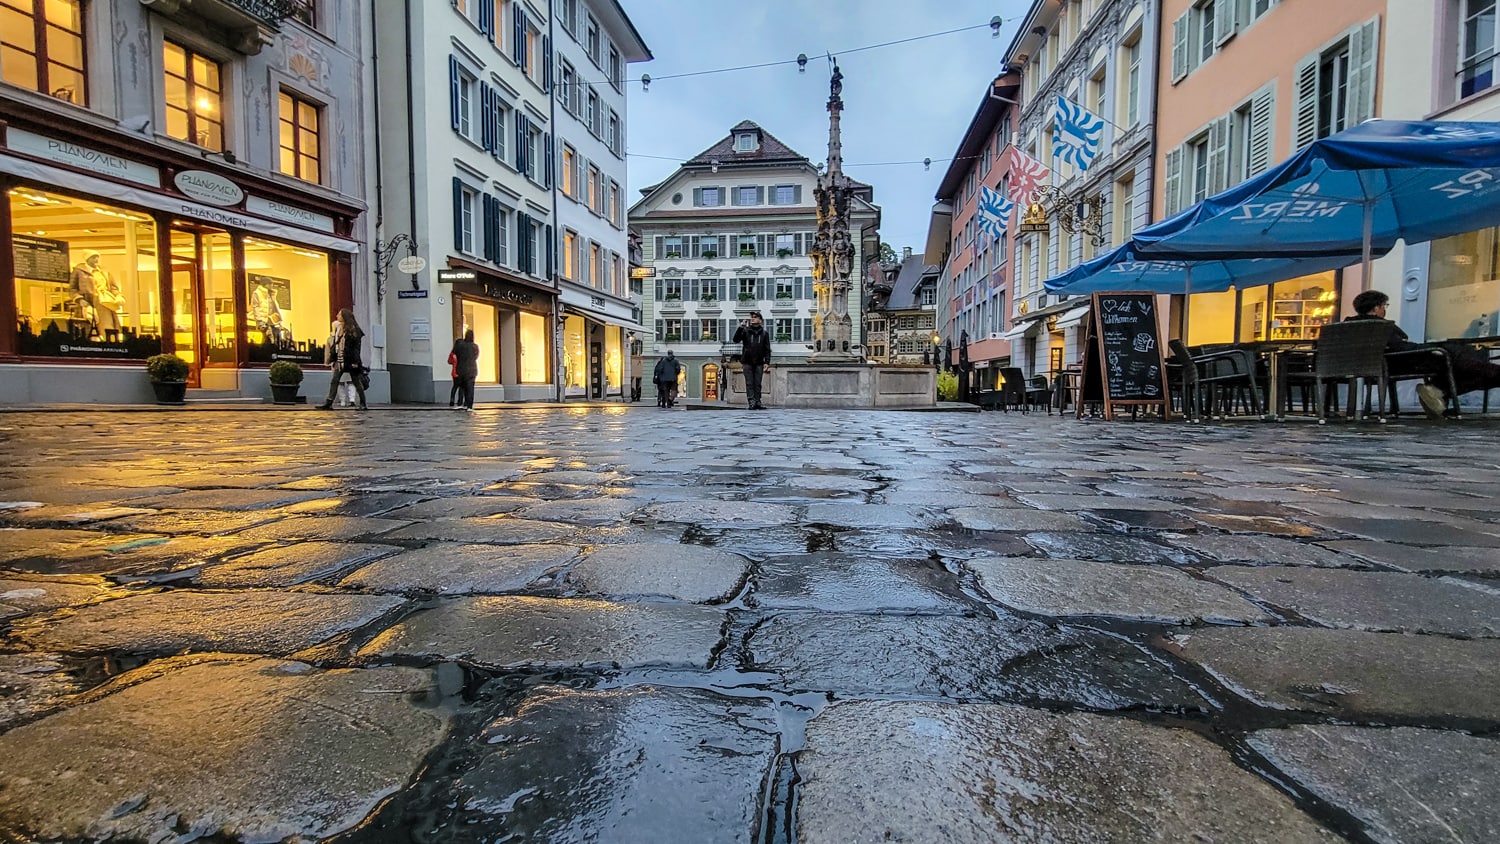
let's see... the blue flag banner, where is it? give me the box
[976,185,1014,241]
[1053,96,1105,172]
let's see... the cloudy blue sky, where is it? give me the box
[622,0,1032,253]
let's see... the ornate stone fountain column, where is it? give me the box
[810,60,856,361]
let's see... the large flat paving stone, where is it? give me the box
[0,652,84,729]
[1166,626,1500,721]
[341,543,576,595]
[795,700,1338,844]
[0,658,447,842]
[513,497,640,525]
[948,506,1088,532]
[1015,493,1184,511]
[566,543,749,603]
[1023,532,1194,564]
[435,686,778,842]
[0,577,109,619]
[234,515,413,542]
[749,614,1207,711]
[197,541,401,588]
[379,516,575,544]
[1249,725,1500,844]
[24,590,404,655]
[801,503,936,530]
[132,488,323,511]
[1318,540,1500,574]
[1167,534,1358,567]
[379,495,533,520]
[359,596,725,670]
[110,509,284,536]
[1298,515,1500,547]
[1207,567,1500,637]
[644,500,796,528]
[968,557,1269,624]
[748,553,973,613]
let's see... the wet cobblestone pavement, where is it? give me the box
[0,407,1497,843]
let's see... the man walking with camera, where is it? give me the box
[733,311,773,410]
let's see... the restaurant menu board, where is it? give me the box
[13,234,70,283]
[1079,292,1170,420]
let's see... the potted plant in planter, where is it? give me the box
[145,353,189,405]
[737,291,755,302]
[776,248,794,259]
[739,248,756,257]
[664,251,682,258]
[664,293,681,302]
[664,333,682,342]
[268,360,305,404]
[701,250,718,259]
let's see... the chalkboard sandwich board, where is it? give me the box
[1078,291,1171,421]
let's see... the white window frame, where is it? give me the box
[457,70,475,139]
[737,186,758,206]
[773,185,795,205]
[1459,0,1496,99]
[459,184,478,255]
[735,133,757,152]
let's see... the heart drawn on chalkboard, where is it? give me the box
[1102,299,1122,313]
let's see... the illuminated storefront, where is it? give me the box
[1,124,361,401]
[440,270,555,402]
[1184,272,1341,346]
[1420,227,1500,340]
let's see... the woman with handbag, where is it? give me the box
[316,307,368,410]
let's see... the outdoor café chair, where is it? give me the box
[1283,320,1391,423]
[1384,345,1461,418]
[1168,340,1262,420]
[1025,375,1054,415]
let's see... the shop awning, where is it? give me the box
[997,321,1039,342]
[0,152,362,253]
[562,303,649,334]
[1054,306,1091,329]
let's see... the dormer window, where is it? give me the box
[735,132,758,152]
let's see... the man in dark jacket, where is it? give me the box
[451,329,480,412]
[732,311,773,409]
[1347,289,1500,418]
[653,351,682,407]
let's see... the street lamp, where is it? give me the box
[931,331,941,369]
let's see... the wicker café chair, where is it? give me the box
[1285,320,1393,423]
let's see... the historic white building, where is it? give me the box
[551,0,651,400]
[629,121,879,402]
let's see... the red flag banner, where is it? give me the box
[1006,148,1051,204]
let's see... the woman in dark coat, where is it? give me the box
[451,329,480,411]
[317,307,368,410]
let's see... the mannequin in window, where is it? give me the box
[251,281,285,343]
[72,251,123,340]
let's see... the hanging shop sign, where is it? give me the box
[437,269,477,283]
[173,169,244,206]
[397,255,428,274]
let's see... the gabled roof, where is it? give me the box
[883,256,938,310]
[684,120,810,167]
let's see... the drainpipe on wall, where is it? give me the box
[548,6,564,403]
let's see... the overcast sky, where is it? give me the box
[622,0,1032,253]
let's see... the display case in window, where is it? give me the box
[1251,289,1338,341]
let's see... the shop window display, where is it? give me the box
[604,326,621,392]
[1426,227,1500,340]
[563,314,586,394]
[519,311,548,382]
[11,188,162,358]
[461,299,498,383]
[242,237,330,364]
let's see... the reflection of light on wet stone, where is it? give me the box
[1249,725,1499,844]
[797,701,1338,843]
[749,553,973,613]
[448,686,777,842]
[566,543,749,603]
[645,501,796,529]
[1170,627,1500,721]
[341,543,577,595]
[0,659,448,842]
[967,556,1269,624]
[360,596,724,670]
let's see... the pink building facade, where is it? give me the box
[1155,0,1386,345]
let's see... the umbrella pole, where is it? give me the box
[1360,198,1374,292]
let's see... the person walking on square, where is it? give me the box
[733,311,773,409]
[316,307,368,410]
[451,329,479,412]
[653,351,682,407]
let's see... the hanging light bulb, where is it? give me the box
[991,16,1003,38]
[923,158,932,171]
[641,74,651,93]
[797,54,808,73]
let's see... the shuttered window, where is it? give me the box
[1291,18,1380,151]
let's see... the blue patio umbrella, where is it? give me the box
[1044,241,1382,296]
[1131,120,1500,283]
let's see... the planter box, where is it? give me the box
[270,384,305,404]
